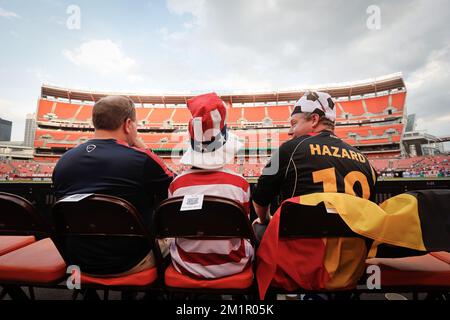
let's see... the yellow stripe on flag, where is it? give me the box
[299,193,426,251]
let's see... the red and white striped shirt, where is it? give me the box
[168,168,254,279]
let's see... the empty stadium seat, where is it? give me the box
[37,99,55,121]
[391,92,406,110]
[0,236,36,256]
[0,192,49,239]
[147,108,174,126]
[266,105,291,124]
[171,108,191,124]
[243,106,266,122]
[54,102,79,120]
[340,100,365,116]
[0,238,66,284]
[135,108,151,124]
[0,193,60,300]
[74,105,92,122]
[365,95,389,114]
[226,107,243,125]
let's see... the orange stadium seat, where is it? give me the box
[340,100,365,116]
[65,132,92,142]
[164,264,253,290]
[267,105,291,124]
[365,95,389,114]
[226,107,243,125]
[0,238,66,284]
[74,105,92,122]
[390,135,401,143]
[37,99,55,121]
[0,163,14,175]
[171,108,191,124]
[369,158,391,172]
[141,133,166,143]
[357,138,391,145]
[0,236,36,256]
[54,102,80,120]
[136,108,151,123]
[80,267,158,287]
[342,138,356,145]
[243,106,266,122]
[396,157,422,169]
[391,92,406,109]
[34,140,45,148]
[147,108,174,125]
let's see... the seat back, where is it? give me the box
[154,195,256,246]
[52,194,163,275]
[279,201,358,238]
[0,192,49,238]
[52,194,149,237]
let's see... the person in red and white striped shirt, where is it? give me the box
[168,93,254,279]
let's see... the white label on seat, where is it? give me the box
[59,193,94,202]
[180,194,204,211]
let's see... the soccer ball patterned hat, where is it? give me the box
[291,91,336,122]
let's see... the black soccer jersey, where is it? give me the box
[252,130,377,207]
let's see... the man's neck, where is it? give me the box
[93,129,125,141]
[313,124,334,134]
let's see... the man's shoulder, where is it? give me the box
[279,134,318,153]
[57,142,87,160]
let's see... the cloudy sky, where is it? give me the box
[0,0,449,142]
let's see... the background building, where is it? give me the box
[24,113,37,147]
[0,118,12,141]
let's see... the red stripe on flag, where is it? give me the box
[170,171,249,193]
[176,238,247,266]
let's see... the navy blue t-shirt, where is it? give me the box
[52,139,174,274]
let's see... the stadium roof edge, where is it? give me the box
[41,73,406,104]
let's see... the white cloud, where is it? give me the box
[0,7,21,19]
[166,0,205,17]
[26,68,55,84]
[0,99,23,119]
[157,0,450,138]
[406,45,450,91]
[63,40,136,75]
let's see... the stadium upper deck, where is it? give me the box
[34,73,406,160]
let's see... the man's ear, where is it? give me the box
[311,113,320,128]
[123,118,131,134]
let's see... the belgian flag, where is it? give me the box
[256,189,450,299]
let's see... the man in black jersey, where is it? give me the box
[53,95,174,276]
[252,91,377,227]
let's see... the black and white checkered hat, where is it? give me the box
[291,91,336,122]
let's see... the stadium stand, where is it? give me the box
[37,99,55,121]
[53,102,79,120]
[391,92,406,109]
[365,95,389,114]
[171,108,190,125]
[243,106,266,123]
[226,107,244,126]
[339,99,365,117]
[6,74,446,181]
[147,108,174,127]
[74,105,92,122]
[267,105,291,125]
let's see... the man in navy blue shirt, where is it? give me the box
[53,95,174,276]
